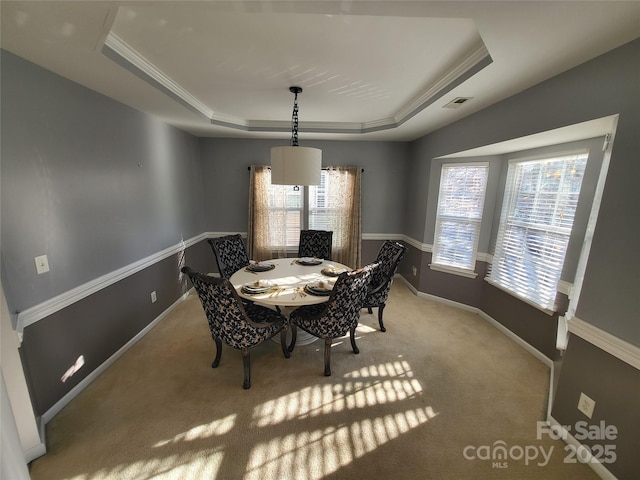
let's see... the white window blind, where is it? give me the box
[309,169,358,252]
[266,185,302,249]
[487,152,588,311]
[309,171,330,230]
[432,163,489,274]
[266,169,355,250]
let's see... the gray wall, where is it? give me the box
[1,37,638,477]
[1,51,213,415]
[405,38,640,346]
[403,38,640,479]
[551,336,640,480]
[1,51,206,315]
[199,138,408,235]
[20,241,214,415]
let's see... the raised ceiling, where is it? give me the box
[1,1,639,142]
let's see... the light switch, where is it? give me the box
[35,255,50,274]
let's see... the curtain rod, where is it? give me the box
[248,167,364,172]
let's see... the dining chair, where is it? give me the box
[208,234,250,279]
[285,263,375,376]
[362,240,407,332]
[297,229,333,260]
[181,266,289,389]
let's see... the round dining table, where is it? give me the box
[229,257,351,345]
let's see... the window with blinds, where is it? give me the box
[487,151,588,311]
[266,170,334,248]
[259,167,360,265]
[266,185,303,248]
[431,163,489,276]
[309,171,331,230]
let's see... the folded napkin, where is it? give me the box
[248,279,273,289]
[308,280,333,291]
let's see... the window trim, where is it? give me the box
[487,148,589,312]
[430,161,489,278]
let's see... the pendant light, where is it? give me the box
[271,86,322,186]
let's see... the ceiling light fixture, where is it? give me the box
[271,86,322,187]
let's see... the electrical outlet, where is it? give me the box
[412,265,417,276]
[151,291,157,303]
[578,392,595,418]
[35,255,50,274]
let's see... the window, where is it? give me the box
[431,163,489,277]
[309,172,330,230]
[487,151,588,311]
[249,166,362,267]
[266,185,302,248]
[265,172,332,247]
[309,169,353,237]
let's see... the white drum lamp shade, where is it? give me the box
[271,146,322,186]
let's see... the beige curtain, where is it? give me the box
[248,164,362,267]
[248,165,291,261]
[248,165,272,261]
[322,166,362,268]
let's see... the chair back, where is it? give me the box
[298,229,333,260]
[369,241,407,295]
[365,240,407,306]
[182,267,259,349]
[321,264,374,335]
[208,234,250,279]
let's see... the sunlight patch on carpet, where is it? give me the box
[152,414,237,448]
[245,360,438,479]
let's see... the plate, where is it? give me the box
[321,266,347,277]
[242,280,275,294]
[246,262,275,272]
[297,257,323,266]
[304,280,334,296]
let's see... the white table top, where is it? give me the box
[229,258,350,307]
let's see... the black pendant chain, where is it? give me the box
[290,86,302,146]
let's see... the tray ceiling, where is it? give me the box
[1,1,639,141]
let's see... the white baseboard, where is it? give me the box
[547,416,618,480]
[398,274,556,403]
[396,276,553,368]
[397,275,629,480]
[42,289,192,424]
[23,418,47,463]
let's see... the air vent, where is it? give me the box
[443,97,473,109]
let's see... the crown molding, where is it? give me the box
[393,43,491,125]
[103,33,218,121]
[102,32,491,136]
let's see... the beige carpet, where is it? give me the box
[29,281,599,479]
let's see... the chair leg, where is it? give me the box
[212,335,222,368]
[287,324,298,353]
[367,307,373,314]
[350,325,360,354]
[324,338,332,376]
[241,348,251,389]
[281,328,290,358]
[378,304,387,332]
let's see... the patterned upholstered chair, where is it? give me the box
[285,264,375,376]
[297,229,333,260]
[182,266,289,389]
[362,241,407,332]
[208,234,250,279]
